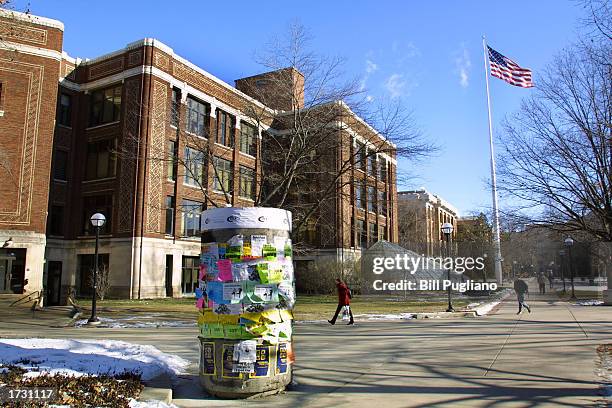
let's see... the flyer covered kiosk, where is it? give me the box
[196,207,295,398]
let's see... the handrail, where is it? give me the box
[9,290,42,308]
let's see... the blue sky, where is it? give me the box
[16,1,585,215]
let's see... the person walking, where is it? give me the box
[514,278,531,314]
[328,278,354,325]
[548,271,554,289]
[537,273,546,294]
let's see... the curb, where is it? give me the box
[140,373,173,404]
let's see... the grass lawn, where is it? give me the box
[93,294,474,322]
[554,289,605,301]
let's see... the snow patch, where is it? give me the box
[0,338,189,381]
[355,313,415,320]
[129,399,179,408]
[74,317,196,329]
[574,299,604,306]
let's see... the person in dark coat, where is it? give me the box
[328,278,354,325]
[514,278,531,314]
[537,273,546,294]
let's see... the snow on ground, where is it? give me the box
[128,399,179,408]
[574,299,605,306]
[74,314,196,329]
[0,338,189,380]
[74,316,197,329]
[355,313,415,320]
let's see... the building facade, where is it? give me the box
[398,189,458,256]
[0,10,63,295]
[0,9,398,302]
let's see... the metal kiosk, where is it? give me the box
[197,207,294,398]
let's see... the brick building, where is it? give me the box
[0,9,398,302]
[398,189,458,256]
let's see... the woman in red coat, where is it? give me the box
[328,278,354,325]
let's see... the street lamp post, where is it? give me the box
[564,237,576,300]
[88,213,106,325]
[512,261,517,280]
[441,222,454,312]
[559,250,566,293]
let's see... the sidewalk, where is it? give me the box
[0,292,610,407]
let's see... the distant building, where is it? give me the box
[398,189,458,256]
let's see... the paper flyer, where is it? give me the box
[222,282,244,303]
[262,244,277,260]
[254,284,279,303]
[234,340,257,363]
[232,263,250,282]
[277,342,289,374]
[274,236,286,260]
[250,235,267,257]
[218,243,228,259]
[250,345,271,378]
[217,259,233,281]
[200,342,215,376]
[222,344,241,378]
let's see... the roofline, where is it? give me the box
[62,38,275,113]
[275,100,397,148]
[0,8,64,31]
[398,189,459,215]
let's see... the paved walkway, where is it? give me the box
[0,293,610,407]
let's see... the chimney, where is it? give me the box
[235,67,304,111]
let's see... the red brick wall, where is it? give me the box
[0,14,62,234]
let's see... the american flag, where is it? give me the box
[487,46,533,88]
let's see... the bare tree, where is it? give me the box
[497,38,612,242]
[240,23,433,241]
[88,264,111,300]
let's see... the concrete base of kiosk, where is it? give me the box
[198,337,292,398]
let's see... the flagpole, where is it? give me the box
[482,36,503,285]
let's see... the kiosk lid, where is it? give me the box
[201,207,292,232]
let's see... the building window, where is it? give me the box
[49,205,64,236]
[186,96,209,137]
[184,146,205,187]
[167,140,177,181]
[171,88,181,127]
[356,219,366,248]
[89,85,121,126]
[181,256,199,294]
[379,159,387,182]
[82,195,112,235]
[367,186,376,213]
[239,122,257,156]
[239,166,255,200]
[213,157,233,193]
[217,110,235,147]
[367,154,376,176]
[355,141,365,170]
[355,180,365,209]
[369,222,377,246]
[165,196,175,235]
[57,93,72,127]
[53,150,68,181]
[85,139,116,180]
[378,190,387,215]
[181,199,203,237]
[379,225,387,241]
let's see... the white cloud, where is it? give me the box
[366,95,374,102]
[365,59,378,74]
[384,73,406,99]
[455,43,471,88]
